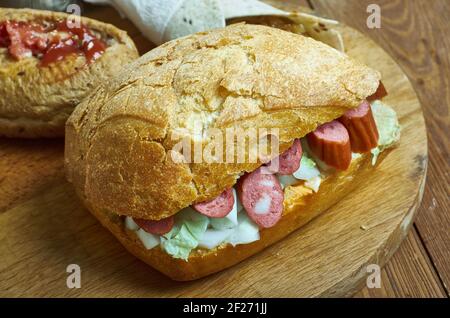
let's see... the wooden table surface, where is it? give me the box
[0,0,448,298]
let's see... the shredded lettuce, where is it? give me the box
[160,206,261,256]
[162,223,181,240]
[304,176,321,192]
[160,225,197,260]
[209,212,237,230]
[277,174,298,189]
[227,212,260,246]
[285,152,323,192]
[198,228,235,249]
[370,101,401,164]
[125,216,139,231]
[351,152,362,160]
[136,229,160,249]
[177,207,209,239]
[158,194,261,259]
[160,207,209,260]
[293,153,321,180]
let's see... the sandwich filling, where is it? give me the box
[0,19,107,66]
[125,99,400,260]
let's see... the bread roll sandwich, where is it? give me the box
[65,23,400,281]
[0,8,139,138]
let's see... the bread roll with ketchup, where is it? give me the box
[65,23,399,281]
[0,8,138,138]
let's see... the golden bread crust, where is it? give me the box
[0,8,139,138]
[65,23,380,220]
[83,152,379,281]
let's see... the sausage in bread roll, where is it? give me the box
[65,24,400,281]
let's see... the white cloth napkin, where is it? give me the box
[85,0,292,44]
[84,0,343,51]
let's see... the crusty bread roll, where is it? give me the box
[65,23,380,221]
[65,24,385,280]
[0,8,139,138]
[81,152,379,281]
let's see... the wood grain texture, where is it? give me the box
[0,3,427,296]
[310,0,449,298]
[353,227,446,297]
[0,139,64,213]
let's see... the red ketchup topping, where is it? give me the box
[0,19,106,67]
[0,22,11,47]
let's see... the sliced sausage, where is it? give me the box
[339,100,379,153]
[237,167,284,228]
[367,81,388,101]
[193,188,234,218]
[266,139,303,175]
[306,120,352,170]
[133,216,174,235]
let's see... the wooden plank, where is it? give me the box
[311,0,450,297]
[354,227,446,297]
[0,138,64,213]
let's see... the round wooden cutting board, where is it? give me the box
[0,8,427,297]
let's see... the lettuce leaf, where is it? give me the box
[198,228,235,249]
[136,229,160,249]
[277,174,299,189]
[293,153,321,181]
[227,212,260,246]
[160,207,209,260]
[304,176,321,192]
[370,101,401,164]
[176,207,209,239]
[160,225,197,260]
